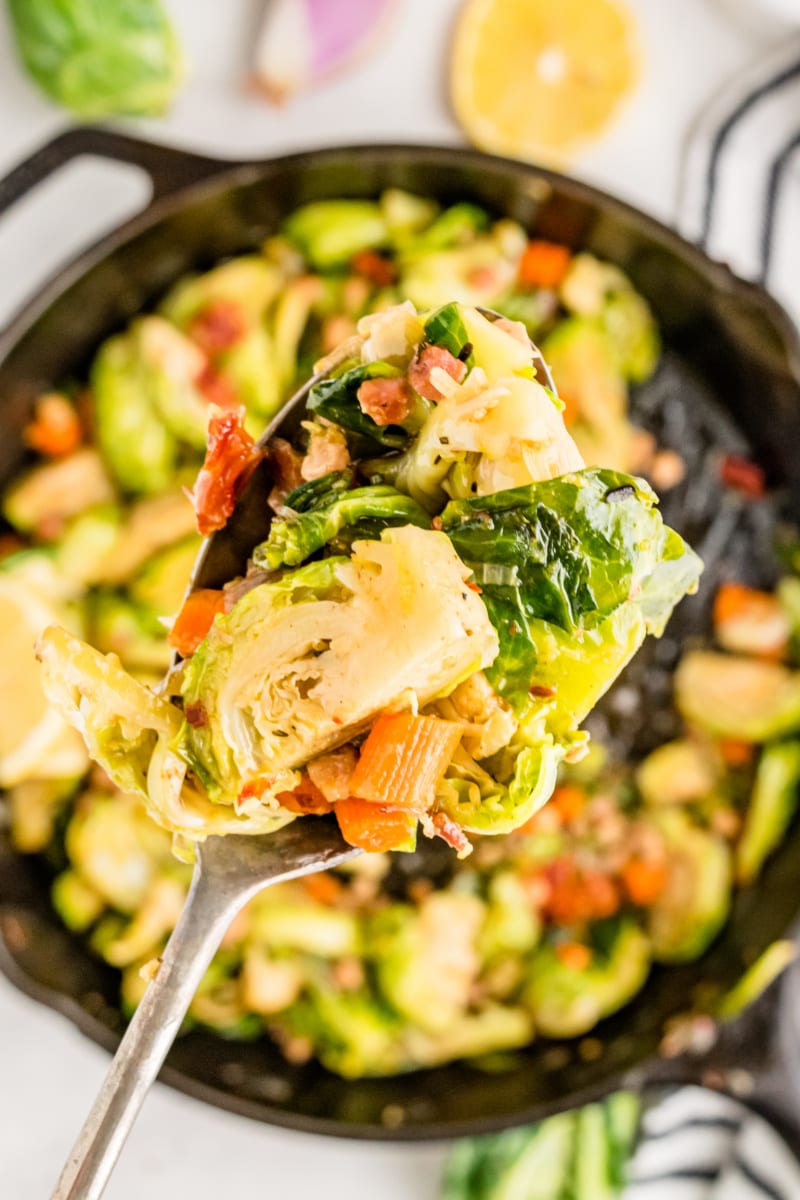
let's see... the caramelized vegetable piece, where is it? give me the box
[349,712,463,811]
[168,589,226,658]
[190,407,262,536]
[518,240,572,289]
[24,393,83,458]
[335,797,417,852]
[713,582,790,660]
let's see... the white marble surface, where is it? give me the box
[0,2,789,1196]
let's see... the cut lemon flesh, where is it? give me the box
[0,572,88,785]
[451,0,639,164]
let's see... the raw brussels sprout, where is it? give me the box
[7,0,183,119]
[646,810,731,963]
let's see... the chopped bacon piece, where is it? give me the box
[184,701,208,728]
[24,393,83,458]
[719,453,765,499]
[301,423,350,480]
[267,436,304,511]
[196,364,240,410]
[555,942,592,971]
[356,376,413,426]
[188,300,248,355]
[276,773,333,815]
[544,857,620,924]
[518,240,572,289]
[408,344,467,402]
[351,250,397,288]
[428,811,472,857]
[190,407,263,536]
[306,746,357,803]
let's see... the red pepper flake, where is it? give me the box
[719,453,765,499]
[188,300,248,356]
[189,407,263,536]
[351,250,397,288]
[529,684,556,698]
[466,581,482,594]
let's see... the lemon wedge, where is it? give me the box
[451,0,639,165]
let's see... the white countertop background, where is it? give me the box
[0,2,794,1195]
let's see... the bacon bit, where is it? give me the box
[431,516,443,531]
[351,250,397,288]
[356,377,413,426]
[719,453,765,499]
[303,872,344,906]
[24,393,83,458]
[0,534,24,561]
[301,423,350,480]
[718,738,755,768]
[195,363,240,410]
[267,436,304,512]
[185,701,208,728]
[306,745,357,803]
[408,344,467,402]
[621,857,668,906]
[190,407,263,536]
[529,684,556,698]
[555,942,592,971]
[518,240,572,289]
[188,300,248,356]
[551,784,587,824]
[276,773,333,815]
[429,811,472,857]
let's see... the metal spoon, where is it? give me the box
[51,316,556,1200]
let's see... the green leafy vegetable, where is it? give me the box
[423,302,473,360]
[8,0,183,119]
[441,468,702,716]
[253,481,431,569]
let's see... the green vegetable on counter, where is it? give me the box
[7,0,184,119]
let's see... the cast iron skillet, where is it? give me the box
[1,129,800,1143]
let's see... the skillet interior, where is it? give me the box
[1,144,800,1139]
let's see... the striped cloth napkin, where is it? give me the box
[624,1087,800,1199]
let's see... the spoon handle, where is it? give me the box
[50,859,242,1200]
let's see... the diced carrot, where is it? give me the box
[718,738,755,768]
[555,942,593,971]
[351,250,397,288]
[335,797,417,852]
[714,583,762,626]
[168,589,226,657]
[621,858,668,906]
[551,784,587,824]
[545,857,620,924]
[275,773,333,815]
[518,240,572,289]
[24,393,83,458]
[349,713,463,812]
[303,872,344,906]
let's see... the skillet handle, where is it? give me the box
[0,126,225,220]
